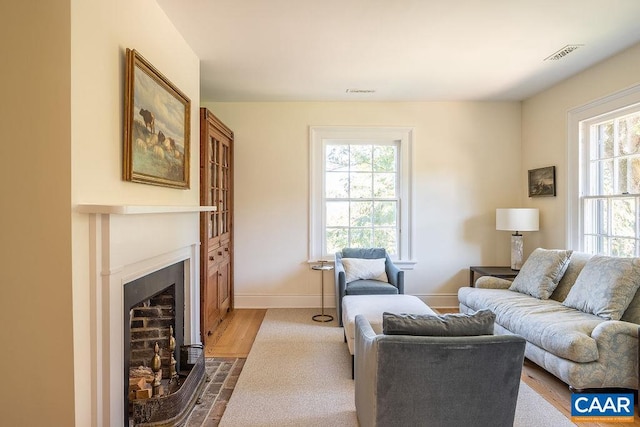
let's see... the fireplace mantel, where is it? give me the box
[77,204,216,215]
[83,203,204,425]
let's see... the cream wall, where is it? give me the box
[522,42,640,250]
[7,1,635,422]
[0,2,74,426]
[70,0,199,425]
[203,101,522,308]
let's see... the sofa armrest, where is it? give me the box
[592,320,639,342]
[475,276,512,289]
[590,320,639,388]
[334,255,347,324]
[354,315,379,427]
[385,256,404,293]
[334,258,346,294]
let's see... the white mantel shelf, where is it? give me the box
[76,204,216,215]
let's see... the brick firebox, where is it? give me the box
[129,286,176,377]
[124,261,185,388]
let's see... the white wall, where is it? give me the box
[522,42,640,250]
[0,2,74,425]
[71,0,200,424]
[203,101,522,308]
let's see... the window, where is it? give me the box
[569,85,640,256]
[325,141,398,254]
[309,127,415,267]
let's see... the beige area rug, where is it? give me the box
[220,308,575,427]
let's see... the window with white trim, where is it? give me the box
[569,87,640,256]
[325,141,398,253]
[581,108,640,256]
[309,127,415,267]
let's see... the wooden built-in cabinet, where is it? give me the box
[200,108,233,343]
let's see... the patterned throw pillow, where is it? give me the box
[341,258,388,283]
[382,310,495,336]
[549,252,593,302]
[562,255,640,320]
[508,248,572,299]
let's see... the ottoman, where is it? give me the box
[342,294,436,356]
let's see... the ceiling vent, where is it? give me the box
[544,44,583,61]
[346,89,376,94]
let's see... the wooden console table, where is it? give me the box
[469,266,518,287]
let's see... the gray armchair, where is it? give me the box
[354,315,526,427]
[334,248,404,326]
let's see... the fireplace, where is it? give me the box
[124,262,184,425]
[80,204,214,426]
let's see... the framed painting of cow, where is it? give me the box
[123,48,191,189]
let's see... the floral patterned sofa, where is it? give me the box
[458,249,640,390]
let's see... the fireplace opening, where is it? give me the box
[123,261,205,426]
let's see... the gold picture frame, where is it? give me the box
[123,48,191,189]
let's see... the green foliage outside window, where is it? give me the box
[585,111,640,256]
[325,143,398,255]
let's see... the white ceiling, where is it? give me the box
[157,0,640,102]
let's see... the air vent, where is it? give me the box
[544,44,583,61]
[346,89,376,94]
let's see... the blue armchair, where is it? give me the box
[334,248,404,326]
[354,315,526,427]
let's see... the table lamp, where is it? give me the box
[496,208,539,270]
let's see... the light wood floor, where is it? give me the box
[205,309,266,358]
[206,308,639,426]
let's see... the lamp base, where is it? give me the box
[510,234,524,270]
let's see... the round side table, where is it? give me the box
[311,262,334,322]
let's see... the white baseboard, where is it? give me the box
[419,294,460,309]
[233,294,335,309]
[233,293,459,310]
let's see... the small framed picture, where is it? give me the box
[123,48,191,189]
[528,166,556,197]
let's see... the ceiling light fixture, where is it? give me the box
[544,44,584,61]
[345,89,376,94]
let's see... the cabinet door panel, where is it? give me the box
[218,261,230,314]
[219,138,231,241]
[208,131,221,247]
[203,262,221,339]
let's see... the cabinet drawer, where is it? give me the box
[221,243,230,259]
[208,244,229,265]
[207,248,220,265]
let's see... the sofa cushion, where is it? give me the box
[563,255,640,320]
[475,276,512,289]
[341,258,388,283]
[345,280,398,295]
[341,247,386,259]
[621,288,640,324]
[459,287,603,362]
[549,252,593,302]
[508,248,572,299]
[382,310,495,336]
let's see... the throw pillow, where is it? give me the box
[508,248,573,299]
[562,255,640,320]
[382,309,495,336]
[549,252,593,302]
[341,258,388,284]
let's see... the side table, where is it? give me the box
[311,262,334,322]
[469,266,518,287]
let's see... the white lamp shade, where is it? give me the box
[496,208,539,232]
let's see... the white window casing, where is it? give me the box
[568,83,640,254]
[309,126,416,268]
